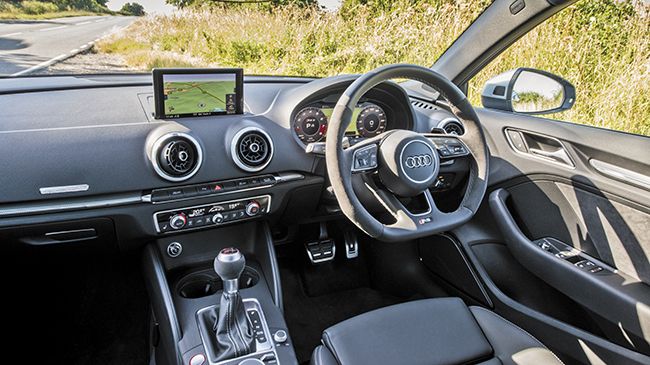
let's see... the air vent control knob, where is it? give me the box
[170,214,187,230]
[246,202,260,216]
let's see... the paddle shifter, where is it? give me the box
[212,247,255,361]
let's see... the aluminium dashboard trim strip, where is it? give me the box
[0,194,142,217]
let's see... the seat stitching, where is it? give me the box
[471,306,565,365]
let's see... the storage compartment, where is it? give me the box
[177,267,260,299]
[0,217,119,259]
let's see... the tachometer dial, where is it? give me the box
[294,107,328,143]
[356,105,387,138]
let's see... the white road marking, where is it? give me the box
[70,49,79,53]
[40,25,67,32]
[95,18,107,22]
[11,54,67,76]
[1,32,22,37]
[75,21,91,26]
[80,44,87,49]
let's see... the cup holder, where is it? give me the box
[177,267,260,299]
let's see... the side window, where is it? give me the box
[468,0,649,136]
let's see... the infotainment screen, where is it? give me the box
[153,68,244,119]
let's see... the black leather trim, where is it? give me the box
[311,298,565,365]
[311,345,339,365]
[320,298,493,365]
[469,306,564,365]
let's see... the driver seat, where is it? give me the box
[310,298,563,365]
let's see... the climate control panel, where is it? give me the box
[154,195,271,234]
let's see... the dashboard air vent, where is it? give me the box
[438,118,465,136]
[232,127,274,172]
[152,133,203,182]
[411,100,437,110]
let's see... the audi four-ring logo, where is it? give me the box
[404,154,433,169]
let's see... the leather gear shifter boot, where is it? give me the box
[213,290,255,361]
[212,248,255,361]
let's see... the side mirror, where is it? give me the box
[481,68,576,115]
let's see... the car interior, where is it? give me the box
[3,0,650,364]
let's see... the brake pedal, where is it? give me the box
[305,222,335,264]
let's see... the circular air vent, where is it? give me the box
[437,118,465,136]
[151,133,203,182]
[231,127,273,172]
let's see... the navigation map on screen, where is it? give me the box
[163,73,237,116]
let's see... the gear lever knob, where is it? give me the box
[214,247,245,294]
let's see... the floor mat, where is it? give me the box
[280,267,406,363]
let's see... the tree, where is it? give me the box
[120,2,145,15]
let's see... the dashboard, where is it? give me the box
[0,73,466,254]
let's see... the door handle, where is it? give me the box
[529,147,574,167]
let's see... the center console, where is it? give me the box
[141,222,299,365]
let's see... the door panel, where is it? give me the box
[464,107,650,359]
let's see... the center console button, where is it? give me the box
[273,330,287,343]
[183,186,198,198]
[197,185,212,195]
[238,359,264,365]
[151,190,170,202]
[189,354,205,365]
[169,188,184,199]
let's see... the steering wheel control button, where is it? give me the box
[352,145,378,172]
[167,242,183,258]
[154,195,271,233]
[428,137,470,159]
[273,330,288,343]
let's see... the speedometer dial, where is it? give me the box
[356,105,387,138]
[294,107,328,143]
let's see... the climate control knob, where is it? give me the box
[246,202,260,216]
[212,213,224,224]
[169,214,187,230]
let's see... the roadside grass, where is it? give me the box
[0,0,108,19]
[96,0,650,135]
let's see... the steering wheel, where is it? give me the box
[325,64,489,242]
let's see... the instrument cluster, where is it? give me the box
[293,102,389,144]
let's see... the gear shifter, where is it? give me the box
[212,247,255,361]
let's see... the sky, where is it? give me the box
[107,0,342,15]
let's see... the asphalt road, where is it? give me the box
[0,15,136,76]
